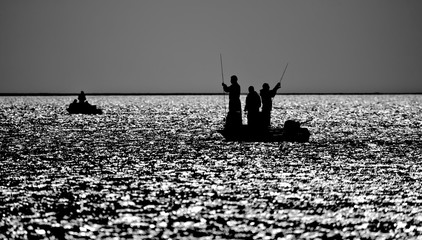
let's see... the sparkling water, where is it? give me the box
[1,95,421,239]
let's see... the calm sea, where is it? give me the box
[1,95,421,239]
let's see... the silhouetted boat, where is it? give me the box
[218,120,310,142]
[67,103,103,114]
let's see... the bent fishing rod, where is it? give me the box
[273,62,289,116]
[279,63,289,84]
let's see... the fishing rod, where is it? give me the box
[220,54,225,84]
[220,54,227,114]
[279,63,289,84]
[274,62,289,123]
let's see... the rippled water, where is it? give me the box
[1,95,421,239]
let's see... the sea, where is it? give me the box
[0,94,421,239]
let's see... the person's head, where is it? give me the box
[248,86,255,93]
[262,83,269,90]
[73,99,77,103]
[81,91,84,94]
[230,75,238,84]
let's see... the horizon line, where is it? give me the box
[0,92,421,96]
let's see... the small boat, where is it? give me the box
[67,102,103,114]
[218,120,310,142]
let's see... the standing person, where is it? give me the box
[222,75,242,128]
[260,82,281,128]
[244,86,261,128]
[78,91,86,104]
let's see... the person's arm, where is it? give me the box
[273,83,281,92]
[222,83,229,93]
[271,83,281,97]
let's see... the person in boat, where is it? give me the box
[68,99,78,111]
[78,91,86,104]
[222,75,242,128]
[244,86,261,128]
[260,82,281,128]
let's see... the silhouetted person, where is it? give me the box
[78,91,86,104]
[244,86,261,128]
[260,82,281,128]
[222,75,242,128]
[69,99,77,110]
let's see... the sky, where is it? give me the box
[1,0,422,94]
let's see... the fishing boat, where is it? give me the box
[217,57,306,142]
[66,91,103,114]
[218,120,310,142]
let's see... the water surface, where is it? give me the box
[1,95,421,239]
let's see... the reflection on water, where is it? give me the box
[1,95,422,239]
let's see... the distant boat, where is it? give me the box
[218,120,310,142]
[67,102,103,114]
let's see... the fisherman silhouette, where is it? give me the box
[260,82,281,128]
[78,91,86,104]
[244,86,261,128]
[222,75,242,128]
[68,99,78,111]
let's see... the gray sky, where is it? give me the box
[1,0,422,93]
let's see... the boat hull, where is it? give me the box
[218,125,310,142]
[67,104,103,114]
